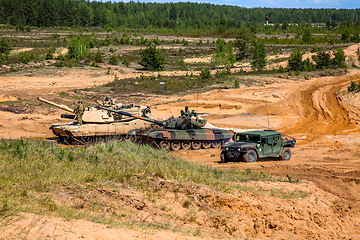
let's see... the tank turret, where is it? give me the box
[99,106,233,151]
[99,106,206,130]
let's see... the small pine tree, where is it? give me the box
[200,66,212,79]
[94,49,103,63]
[139,46,165,71]
[250,39,266,71]
[312,49,331,69]
[234,79,239,88]
[332,48,346,68]
[288,48,304,71]
[109,54,118,65]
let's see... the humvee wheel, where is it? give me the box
[202,141,211,149]
[191,141,201,150]
[171,141,181,151]
[243,149,258,163]
[182,141,191,150]
[211,140,221,148]
[220,151,229,163]
[159,140,170,150]
[280,148,291,161]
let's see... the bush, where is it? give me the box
[287,48,304,71]
[94,49,103,63]
[348,81,360,92]
[234,79,239,88]
[200,66,212,79]
[109,54,118,65]
[19,51,30,64]
[0,40,12,62]
[312,49,331,69]
[122,57,130,67]
[139,45,165,71]
[332,48,346,68]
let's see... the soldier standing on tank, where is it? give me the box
[75,100,85,125]
[184,106,191,117]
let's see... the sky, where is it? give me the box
[114,0,358,9]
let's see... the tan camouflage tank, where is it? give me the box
[38,97,153,144]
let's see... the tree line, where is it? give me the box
[1,0,360,33]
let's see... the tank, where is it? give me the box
[99,106,234,150]
[38,97,154,144]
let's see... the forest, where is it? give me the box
[1,0,360,35]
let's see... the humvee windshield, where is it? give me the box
[236,134,261,142]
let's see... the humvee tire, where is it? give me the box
[280,147,291,161]
[243,149,258,162]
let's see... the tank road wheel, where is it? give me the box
[191,141,201,150]
[125,134,135,142]
[159,140,170,151]
[243,149,258,163]
[211,140,221,148]
[280,148,291,161]
[202,141,211,149]
[171,141,181,151]
[181,141,191,150]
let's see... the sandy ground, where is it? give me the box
[1,42,360,239]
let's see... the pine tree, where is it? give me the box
[250,40,266,71]
[139,46,165,71]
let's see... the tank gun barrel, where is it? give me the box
[61,114,76,120]
[99,106,164,126]
[38,97,75,113]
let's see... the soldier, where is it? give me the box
[184,106,191,117]
[103,96,113,106]
[74,100,85,125]
[181,106,191,117]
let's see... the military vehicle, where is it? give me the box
[38,97,153,144]
[220,130,296,163]
[99,106,234,150]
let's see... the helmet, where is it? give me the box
[185,106,189,111]
[78,100,82,104]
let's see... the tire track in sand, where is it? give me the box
[283,74,360,141]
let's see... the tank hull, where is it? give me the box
[136,128,234,150]
[50,119,154,144]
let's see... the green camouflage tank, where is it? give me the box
[99,106,234,150]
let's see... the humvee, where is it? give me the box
[220,130,296,163]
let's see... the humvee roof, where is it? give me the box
[238,130,281,137]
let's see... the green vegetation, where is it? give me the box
[139,45,165,71]
[250,39,266,71]
[0,139,307,219]
[2,0,360,37]
[0,39,12,62]
[348,80,360,92]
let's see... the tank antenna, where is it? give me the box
[266,96,270,129]
[196,92,198,113]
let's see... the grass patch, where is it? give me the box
[0,139,308,235]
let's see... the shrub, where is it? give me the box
[109,54,118,65]
[122,57,130,67]
[94,49,103,63]
[200,66,212,79]
[332,48,346,68]
[287,48,304,71]
[139,46,165,71]
[312,49,331,69]
[348,81,360,92]
[19,51,30,64]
